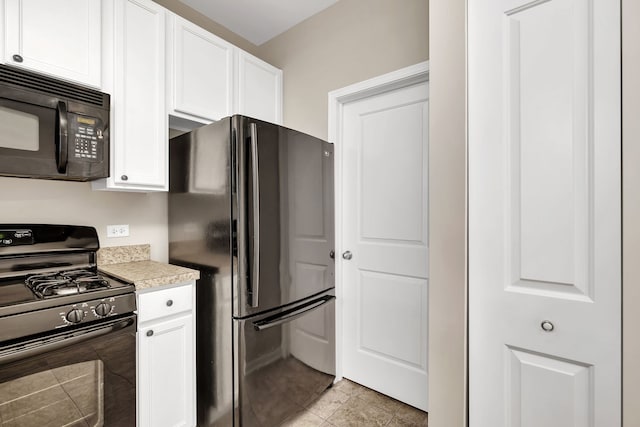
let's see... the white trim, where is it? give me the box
[327,61,429,381]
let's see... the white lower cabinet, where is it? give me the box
[137,282,195,427]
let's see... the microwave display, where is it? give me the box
[70,114,103,163]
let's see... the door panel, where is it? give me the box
[342,82,429,411]
[469,0,620,424]
[506,347,592,427]
[360,103,426,243]
[506,0,591,299]
[359,270,427,368]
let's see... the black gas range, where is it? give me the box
[0,224,137,426]
[0,224,136,343]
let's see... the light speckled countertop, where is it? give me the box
[98,244,200,290]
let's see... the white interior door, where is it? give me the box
[469,0,621,425]
[341,81,429,411]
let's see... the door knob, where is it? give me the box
[342,251,353,260]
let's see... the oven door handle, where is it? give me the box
[0,316,135,366]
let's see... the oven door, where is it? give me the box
[0,314,136,427]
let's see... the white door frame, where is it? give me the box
[328,61,429,380]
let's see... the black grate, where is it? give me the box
[0,64,106,106]
[25,269,110,298]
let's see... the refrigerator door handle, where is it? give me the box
[253,295,336,331]
[249,122,260,308]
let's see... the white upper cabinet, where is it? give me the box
[167,14,233,126]
[235,50,283,124]
[93,0,168,192]
[2,0,102,88]
[166,14,283,128]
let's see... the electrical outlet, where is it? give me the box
[107,224,129,238]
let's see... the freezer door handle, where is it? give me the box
[253,295,335,331]
[249,122,260,308]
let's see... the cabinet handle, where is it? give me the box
[541,320,554,332]
[166,299,173,307]
[146,330,154,337]
[12,54,23,63]
[121,174,128,181]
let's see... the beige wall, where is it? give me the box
[0,178,168,261]
[428,0,466,426]
[622,0,640,424]
[256,0,429,140]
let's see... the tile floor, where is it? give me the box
[280,379,428,427]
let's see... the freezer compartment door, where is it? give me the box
[233,292,336,427]
[234,116,335,317]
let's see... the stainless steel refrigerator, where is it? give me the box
[168,115,336,427]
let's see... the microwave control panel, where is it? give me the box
[68,114,104,163]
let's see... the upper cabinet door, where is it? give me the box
[235,50,282,124]
[3,0,101,88]
[167,15,234,124]
[112,0,166,190]
[93,0,167,192]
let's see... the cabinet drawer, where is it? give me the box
[138,284,193,323]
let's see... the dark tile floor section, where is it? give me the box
[280,379,428,427]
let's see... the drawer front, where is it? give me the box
[138,283,193,323]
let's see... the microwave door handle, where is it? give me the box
[56,100,68,173]
[249,122,260,308]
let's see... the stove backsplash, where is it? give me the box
[0,177,168,262]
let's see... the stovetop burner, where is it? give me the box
[25,269,111,298]
[0,225,136,343]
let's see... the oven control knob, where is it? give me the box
[66,309,85,324]
[95,302,112,317]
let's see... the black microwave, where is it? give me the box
[0,65,110,181]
